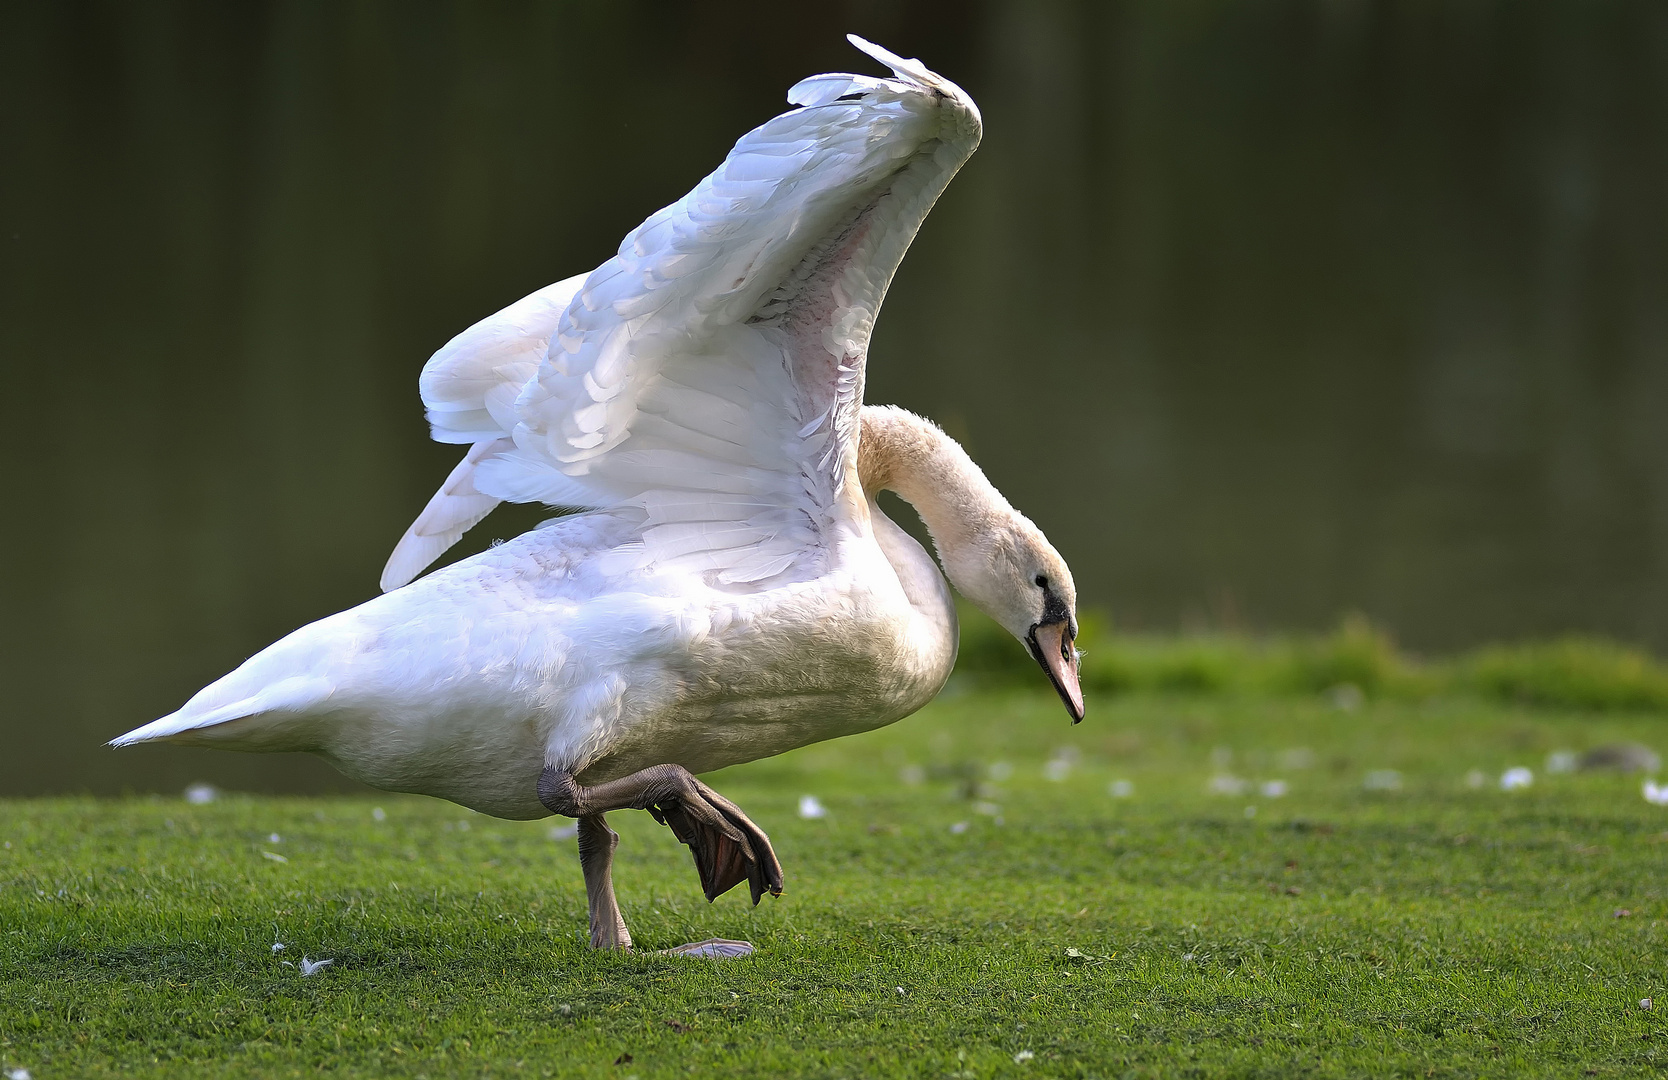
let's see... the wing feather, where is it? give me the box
[418,272,588,444]
[380,437,513,592]
[378,274,590,589]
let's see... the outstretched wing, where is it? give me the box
[380,273,590,592]
[382,36,981,590]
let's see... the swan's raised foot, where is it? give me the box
[648,778,783,905]
[539,764,784,908]
[660,938,756,959]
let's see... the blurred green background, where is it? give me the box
[3,1,1666,795]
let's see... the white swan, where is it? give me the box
[113,37,1082,956]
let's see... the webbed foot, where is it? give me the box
[539,763,784,951]
[643,771,784,905]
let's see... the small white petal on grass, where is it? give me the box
[1546,750,1578,774]
[1013,1050,1034,1063]
[7,1068,32,1080]
[261,851,288,863]
[1209,774,1249,796]
[268,833,281,844]
[1642,998,1654,1010]
[371,807,386,822]
[183,783,217,805]
[271,941,286,954]
[299,957,334,976]
[1108,780,1134,799]
[895,986,906,995]
[949,821,970,835]
[797,795,827,819]
[1466,770,1487,789]
[973,801,1002,817]
[1643,780,1668,806]
[1328,683,1364,711]
[1044,747,1080,781]
[1280,748,1316,770]
[988,761,1014,781]
[1260,780,1288,798]
[548,823,579,841]
[1363,770,1402,792]
[1500,767,1533,791]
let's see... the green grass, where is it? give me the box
[4,687,1668,1078]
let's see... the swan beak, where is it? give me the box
[1028,620,1085,724]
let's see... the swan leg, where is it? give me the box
[539,764,783,954]
[577,814,631,950]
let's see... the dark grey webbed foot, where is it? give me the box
[539,763,784,952]
[642,767,784,905]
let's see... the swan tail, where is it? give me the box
[380,438,510,592]
[109,676,333,748]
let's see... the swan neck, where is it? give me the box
[857,406,1012,562]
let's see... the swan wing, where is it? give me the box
[390,36,982,589]
[481,36,982,587]
[419,271,590,446]
[380,273,593,590]
[380,436,516,592]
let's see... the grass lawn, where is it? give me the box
[3,686,1667,1078]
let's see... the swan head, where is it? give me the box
[857,405,1083,721]
[945,513,1084,723]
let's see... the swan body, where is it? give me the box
[123,485,955,820]
[114,38,1081,950]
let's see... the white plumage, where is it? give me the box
[389,39,982,593]
[114,40,1082,949]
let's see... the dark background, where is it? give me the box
[4,1,1667,795]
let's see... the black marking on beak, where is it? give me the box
[1027,584,1084,723]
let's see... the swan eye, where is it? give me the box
[1035,574,1048,588]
